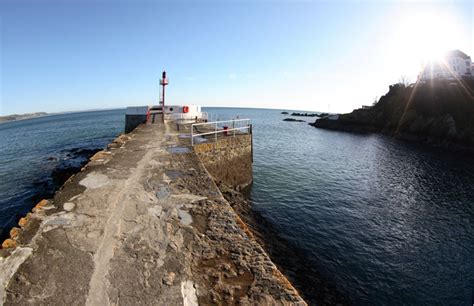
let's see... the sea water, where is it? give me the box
[0,107,472,304]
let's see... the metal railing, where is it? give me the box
[190,119,251,146]
[202,112,218,122]
[167,111,210,122]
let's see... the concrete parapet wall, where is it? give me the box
[194,134,253,189]
[125,114,147,133]
[125,106,149,133]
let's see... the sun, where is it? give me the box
[409,15,453,59]
[396,11,461,63]
[385,9,464,79]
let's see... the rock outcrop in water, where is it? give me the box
[51,148,103,189]
[291,112,320,117]
[0,148,105,242]
[283,118,305,122]
[311,79,474,149]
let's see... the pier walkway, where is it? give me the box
[0,123,305,305]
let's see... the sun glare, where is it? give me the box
[386,9,464,80]
[398,11,461,62]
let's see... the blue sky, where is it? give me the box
[0,0,472,115]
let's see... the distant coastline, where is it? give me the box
[0,109,130,124]
[0,112,48,123]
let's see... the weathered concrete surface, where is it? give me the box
[194,135,253,189]
[0,123,305,305]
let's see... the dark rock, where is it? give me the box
[291,112,319,117]
[51,165,81,188]
[283,118,305,122]
[51,147,103,189]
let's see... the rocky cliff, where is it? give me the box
[311,79,474,149]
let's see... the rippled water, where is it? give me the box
[0,107,472,304]
[212,107,474,305]
[0,110,124,237]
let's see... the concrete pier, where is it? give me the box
[0,123,305,305]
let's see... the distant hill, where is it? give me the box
[311,78,474,149]
[0,112,48,123]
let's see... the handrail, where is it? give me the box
[190,119,251,146]
[191,118,250,127]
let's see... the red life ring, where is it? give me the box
[183,106,189,113]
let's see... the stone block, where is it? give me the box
[9,227,20,239]
[18,214,31,228]
[2,238,17,249]
[32,199,49,212]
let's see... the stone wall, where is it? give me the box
[194,134,253,189]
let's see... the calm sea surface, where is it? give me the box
[0,107,472,305]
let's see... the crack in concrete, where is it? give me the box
[85,130,164,306]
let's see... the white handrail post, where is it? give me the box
[189,119,251,145]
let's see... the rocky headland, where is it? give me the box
[311,79,474,150]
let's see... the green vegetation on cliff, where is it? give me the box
[312,79,474,147]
